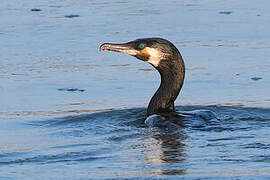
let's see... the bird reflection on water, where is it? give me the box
[142,129,187,176]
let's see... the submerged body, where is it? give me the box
[100,38,214,127]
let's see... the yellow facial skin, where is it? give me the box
[140,48,150,57]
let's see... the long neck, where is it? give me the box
[147,52,185,117]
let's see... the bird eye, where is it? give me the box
[138,43,146,50]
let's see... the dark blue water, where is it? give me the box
[1,106,270,179]
[1,0,270,179]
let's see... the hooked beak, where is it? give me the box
[99,43,138,56]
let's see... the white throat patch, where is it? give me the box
[145,47,162,67]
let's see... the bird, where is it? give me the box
[100,38,186,127]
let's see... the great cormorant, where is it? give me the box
[100,38,186,127]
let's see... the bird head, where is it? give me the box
[100,38,179,67]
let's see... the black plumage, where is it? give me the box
[100,38,185,119]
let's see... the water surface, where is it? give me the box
[1,0,270,179]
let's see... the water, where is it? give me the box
[1,0,270,179]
